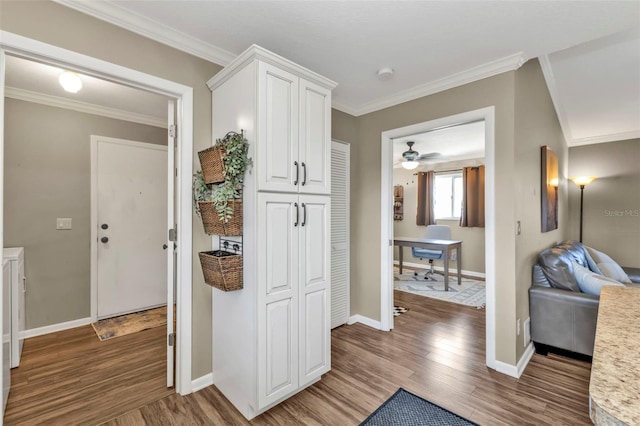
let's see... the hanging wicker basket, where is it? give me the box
[199,250,243,291]
[197,145,226,185]
[198,199,243,236]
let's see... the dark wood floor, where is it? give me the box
[5,290,593,425]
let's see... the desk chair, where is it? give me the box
[412,225,451,280]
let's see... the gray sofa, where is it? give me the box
[529,240,640,357]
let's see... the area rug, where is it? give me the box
[394,271,485,309]
[361,388,477,425]
[91,306,167,341]
[393,306,409,317]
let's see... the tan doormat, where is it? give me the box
[91,306,167,341]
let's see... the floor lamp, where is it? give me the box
[570,176,597,242]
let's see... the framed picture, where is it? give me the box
[541,145,559,232]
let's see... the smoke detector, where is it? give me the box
[377,67,394,81]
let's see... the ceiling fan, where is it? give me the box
[400,141,441,169]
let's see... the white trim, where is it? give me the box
[5,87,167,129]
[21,317,92,339]
[347,315,382,330]
[0,30,193,396]
[90,135,169,322]
[381,106,498,370]
[52,0,235,66]
[569,130,640,147]
[191,373,214,393]
[393,260,486,279]
[493,341,535,379]
[336,53,526,117]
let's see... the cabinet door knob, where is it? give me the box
[101,237,109,243]
[294,202,299,227]
[301,162,307,186]
[101,224,109,230]
[293,161,299,186]
[301,203,307,227]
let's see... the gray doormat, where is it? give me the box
[360,388,477,426]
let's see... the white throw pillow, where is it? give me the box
[584,246,631,284]
[573,262,625,296]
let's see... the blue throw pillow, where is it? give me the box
[573,262,624,296]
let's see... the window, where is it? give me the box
[434,172,462,219]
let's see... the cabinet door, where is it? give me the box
[299,80,331,195]
[257,193,299,408]
[298,195,331,386]
[257,62,299,193]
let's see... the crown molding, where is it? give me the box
[570,130,640,147]
[343,52,528,117]
[53,0,235,66]
[6,87,167,129]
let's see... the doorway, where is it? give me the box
[380,107,498,370]
[0,31,194,394]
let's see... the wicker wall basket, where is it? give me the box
[199,250,243,291]
[198,200,243,236]
[197,146,226,185]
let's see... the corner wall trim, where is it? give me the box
[493,342,536,379]
[347,315,382,330]
[20,317,93,339]
[191,373,214,393]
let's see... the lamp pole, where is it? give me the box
[578,184,585,242]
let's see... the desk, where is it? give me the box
[394,237,462,291]
[589,286,640,425]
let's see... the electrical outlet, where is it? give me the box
[516,318,521,336]
[56,218,72,230]
[516,220,522,235]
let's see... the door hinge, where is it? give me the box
[169,227,177,242]
[168,333,175,346]
[169,124,177,139]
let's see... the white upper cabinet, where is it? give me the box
[257,63,331,194]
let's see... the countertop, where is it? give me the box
[590,286,640,425]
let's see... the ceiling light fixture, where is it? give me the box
[59,71,83,93]
[401,161,419,170]
[377,67,394,81]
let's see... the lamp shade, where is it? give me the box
[570,176,597,187]
[401,161,419,170]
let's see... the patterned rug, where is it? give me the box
[393,306,409,317]
[360,388,477,425]
[91,306,167,341]
[394,270,485,309]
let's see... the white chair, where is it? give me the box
[412,225,451,280]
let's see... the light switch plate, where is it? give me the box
[56,218,72,230]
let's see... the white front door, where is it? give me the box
[94,136,168,319]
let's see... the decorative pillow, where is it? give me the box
[582,246,602,274]
[573,262,625,296]
[585,246,632,284]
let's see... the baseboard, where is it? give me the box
[393,260,485,279]
[493,342,535,379]
[347,314,382,330]
[21,317,93,339]
[191,372,214,392]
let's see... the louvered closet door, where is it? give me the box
[330,141,350,329]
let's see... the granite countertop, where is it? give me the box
[590,286,640,425]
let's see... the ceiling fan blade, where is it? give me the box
[417,152,441,161]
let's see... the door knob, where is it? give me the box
[101,224,109,230]
[101,237,109,243]
[163,244,168,250]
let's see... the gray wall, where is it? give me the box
[392,164,486,274]
[4,98,167,329]
[569,139,640,267]
[1,0,222,379]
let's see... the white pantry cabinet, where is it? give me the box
[207,45,335,420]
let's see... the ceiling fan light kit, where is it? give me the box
[401,161,419,170]
[400,141,440,169]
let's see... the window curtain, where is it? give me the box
[460,165,485,227]
[416,171,435,226]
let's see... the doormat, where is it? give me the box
[394,271,485,309]
[91,306,167,341]
[360,388,478,426]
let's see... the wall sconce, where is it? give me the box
[570,176,597,242]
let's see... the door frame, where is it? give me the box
[0,31,194,395]
[380,106,498,370]
[90,135,169,321]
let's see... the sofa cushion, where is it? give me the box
[538,240,587,292]
[573,262,625,296]
[623,267,640,283]
[585,246,632,284]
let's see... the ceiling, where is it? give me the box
[6,1,639,145]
